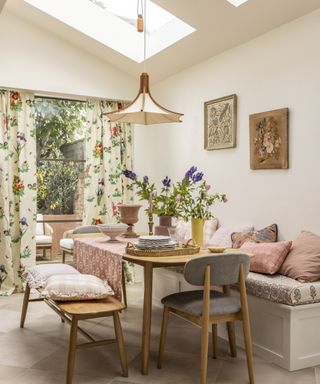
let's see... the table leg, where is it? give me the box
[141,262,153,375]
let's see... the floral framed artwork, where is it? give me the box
[250,108,289,170]
[204,94,237,150]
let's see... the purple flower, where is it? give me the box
[123,169,137,180]
[19,217,28,226]
[222,195,228,203]
[143,176,149,184]
[205,184,211,192]
[175,194,181,202]
[184,166,197,180]
[192,172,204,183]
[17,132,26,142]
[162,176,171,188]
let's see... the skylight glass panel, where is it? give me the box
[226,0,249,6]
[24,0,195,63]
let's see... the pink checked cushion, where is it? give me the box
[240,240,292,275]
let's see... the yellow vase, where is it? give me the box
[191,218,205,246]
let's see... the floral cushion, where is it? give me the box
[24,263,80,289]
[207,225,253,248]
[240,240,292,275]
[243,272,320,306]
[42,274,114,301]
[231,224,278,248]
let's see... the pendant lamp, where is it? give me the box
[105,0,183,125]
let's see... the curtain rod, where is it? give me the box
[0,85,130,104]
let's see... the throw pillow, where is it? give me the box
[240,240,292,275]
[279,230,320,282]
[207,225,253,248]
[42,274,114,301]
[24,263,80,289]
[231,224,278,248]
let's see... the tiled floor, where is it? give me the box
[0,284,318,384]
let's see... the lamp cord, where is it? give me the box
[143,0,147,73]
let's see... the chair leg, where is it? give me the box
[212,323,218,359]
[113,311,128,377]
[66,316,78,384]
[20,284,30,328]
[157,306,169,369]
[62,251,66,264]
[226,321,237,357]
[43,248,46,259]
[200,319,209,384]
[121,263,127,308]
[242,316,254,384]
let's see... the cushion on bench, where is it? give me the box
[245,272,320,306]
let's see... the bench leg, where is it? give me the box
[66,316,78,384]
[20,284,31,328]
[113,312,128,377]
[121,263,127,308]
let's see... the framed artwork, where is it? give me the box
[250,108,289,170]
[204,94,237,150]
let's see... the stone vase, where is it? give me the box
[117,204,142,238]
[155,215,174,236]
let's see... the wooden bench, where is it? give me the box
[20,284,128,384]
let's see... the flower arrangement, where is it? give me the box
[175,166,227,220]
[123,166,227,220]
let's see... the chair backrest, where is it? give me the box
[184,253,250,286]
[73,225,100,235]
[36,213,44,235]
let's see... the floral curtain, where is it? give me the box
[0,89,37,295]
[83,100,133,225]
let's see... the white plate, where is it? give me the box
[139,235,170,241]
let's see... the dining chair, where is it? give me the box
[157,253,254,384]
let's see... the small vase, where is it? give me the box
[191,218,205,246]
[117,204,142,238]
[155,215,174,236]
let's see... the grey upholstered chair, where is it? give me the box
[157,253,254,384]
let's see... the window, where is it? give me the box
[35,97,86,215]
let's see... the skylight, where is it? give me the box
[226,0,249,7]
[24,0,195,63]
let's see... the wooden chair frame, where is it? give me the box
[157,263,254,384]
[20,285,128,384]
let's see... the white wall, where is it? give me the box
[0,8,136,100]
[135,8,320,240]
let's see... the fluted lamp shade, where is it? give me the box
[105,73,183,125]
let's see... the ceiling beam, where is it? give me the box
[0,0,6,14]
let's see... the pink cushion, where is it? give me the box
[280,231,320,282]
[240,240,292,275]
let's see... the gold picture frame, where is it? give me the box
[204,94,237,150]
[249,108,289,170]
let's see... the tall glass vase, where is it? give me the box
[191,218,205,246]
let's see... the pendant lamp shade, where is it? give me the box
[106,73,183,125]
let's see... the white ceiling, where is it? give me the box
[5,0,320,82]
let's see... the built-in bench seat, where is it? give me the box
[244,272,320,306]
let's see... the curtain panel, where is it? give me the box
[83,100,133,225]
[0,89,37,295]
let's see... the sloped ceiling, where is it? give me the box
[4,0,320,82]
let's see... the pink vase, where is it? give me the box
[117,204,142,238]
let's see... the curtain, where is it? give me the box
[0,89,37,295]
[83,100,134,225]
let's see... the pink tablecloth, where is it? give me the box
[74,238,128,300]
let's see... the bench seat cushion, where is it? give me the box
[245,272,320,306]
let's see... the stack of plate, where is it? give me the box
[135,235,176,250]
